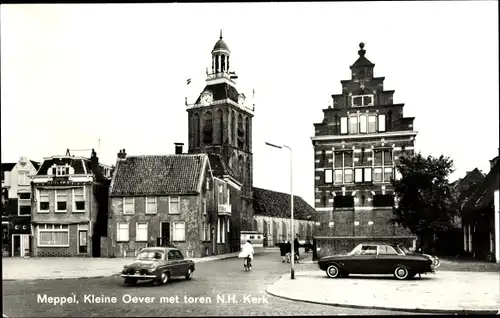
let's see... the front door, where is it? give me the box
[78,230,88,254]
[12,234,30,257]
[161,222,170,246]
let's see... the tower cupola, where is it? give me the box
[211,30,231,75]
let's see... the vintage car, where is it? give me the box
[120,247,195,285]
[318,242,440,280]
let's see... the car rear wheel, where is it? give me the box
[124,278,137,285]
[326,264,341,278]
[185,267,194,280]
[394,266,409,280]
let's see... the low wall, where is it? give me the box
[313,236,416,261]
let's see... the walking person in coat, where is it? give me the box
[294,234,300,260]
[279,240,287,263]
[285,240,292,263]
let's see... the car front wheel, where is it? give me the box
[158,272,169,285]
[326,264,341,278]
[394,266,409,280]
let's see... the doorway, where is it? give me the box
[12,234,30,257]
[78,230,88,254]
[160,222,170,246]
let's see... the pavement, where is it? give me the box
[2,248,271,281]
[2,251,410,317]
[266,270,500,314]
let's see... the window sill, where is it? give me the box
[55,211,67,213]
[72,211,85,213]
[123,213,135,215]
[18,214,31,217]
[38,211,50,213]
[116,241,130,243]
[37,245,70,248]
[145,212,157,215]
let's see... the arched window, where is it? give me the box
[214,55,219,73]
[203,111,213,144]
[193,113,200,147]
[217,109,224,145]
[238,155,244,178]
[221,54,225,72]
[227,56,230,71]
[237,114,244,149]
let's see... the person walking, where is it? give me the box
[294,234,300,260]
[285,240,292,263]
[279,240,287,263]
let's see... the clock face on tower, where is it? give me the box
[200,92,213,106]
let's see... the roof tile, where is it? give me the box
[252,187,315,220]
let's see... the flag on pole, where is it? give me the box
[187,78,192,85]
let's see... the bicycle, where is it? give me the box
[244,255,252,271]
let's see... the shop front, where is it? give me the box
[10,217,32,257]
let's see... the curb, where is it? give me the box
[265,286,499,315]
[3,253,259,281]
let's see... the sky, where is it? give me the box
[1,2,499,207]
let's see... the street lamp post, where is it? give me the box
[265,142,295,279]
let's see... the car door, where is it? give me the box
[376,245,401,274]
[173,250,188,274]
[351,245,378,274]
[167,250,179,276]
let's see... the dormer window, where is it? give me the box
[52,165,70,176]
[352,94,374,107]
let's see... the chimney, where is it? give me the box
[90,148,99,174]
[117,149,127,159]
[174,143,184,155]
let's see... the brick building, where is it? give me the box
[30,149,111,257]
[311,43,417,251]
[186,31,255,240]
[1,157,40,256]
[252,187,316,247]
[108,147,237,258]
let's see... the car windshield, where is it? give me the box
[397,244,410,254]
[348,245,362,256]
[136,251,163,260]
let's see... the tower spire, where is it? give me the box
[220,29,223,40]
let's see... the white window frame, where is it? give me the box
[55,190,68,213]
[359,115,367,133]
[218,184,223,204]
[324,169,333,184]
[72,187,86,212]
[18,192,31,216]
[173,221,185,242]
[123,197,135,215]
[378,114,386,132]
[55,165,69,176]
[222,218,225,243]
[227,219,230,233]
[334,169,343,184]
[145,196,157,214]
[18,171,29,186]
[169,196,180,214]
[384,167,393,182]
[136,222,148,242]
[340,117,348,134]
[217,218,221,243]
[373,167,383,182]
[38,189,50,213]
[344,169,353,183]
[368,115,377,133]
[37,224,70,247]
[364,168,372,182]
[352,94,374,107]
[354,168,363,183]
[349,116,359,134]
[116,222,129,242]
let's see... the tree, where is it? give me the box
[391,153,459,254]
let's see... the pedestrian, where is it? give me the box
[286,240,291,263]
[279,240,286,263]
[294,234,300,259]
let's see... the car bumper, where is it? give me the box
[121,274,157,279]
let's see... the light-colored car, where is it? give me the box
[120,247,195,285]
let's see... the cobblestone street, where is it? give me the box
[2,253,416,317]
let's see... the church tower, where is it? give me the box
[186,31,255,231]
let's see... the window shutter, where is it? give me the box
[340,117,348,134]
[378,114,386,132]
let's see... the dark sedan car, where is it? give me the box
[120,247,195,285]
[318,242,440,280]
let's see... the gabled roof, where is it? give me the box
[252,187,315,220]
[464,161,500,211]
[110,154,208,197]
[30,161,41,171]
[37,157,88,175]
[207,154,237,180]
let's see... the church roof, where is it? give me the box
[252,187,315,220]
[212,31,230,53]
